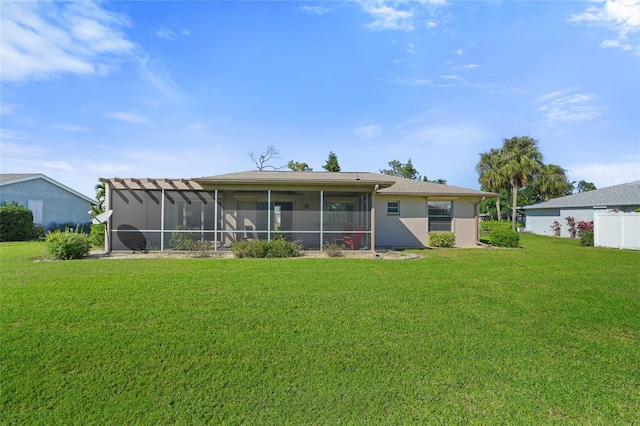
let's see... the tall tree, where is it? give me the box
[322,151,341,172]
[476,148,507,220]
[576,180,597,193]
[249,145,283,170]
[501,136,543,231]
[91,182,106,217]
[534,164,569,201]
[287,161,313,172]
[380,159,419,180]
[426,177,448,185]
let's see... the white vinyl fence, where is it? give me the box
[594,212,640,250]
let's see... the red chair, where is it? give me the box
[344,227,365,250]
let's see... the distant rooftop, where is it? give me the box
[523,181,640,209]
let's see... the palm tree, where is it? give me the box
[535,164,569,201]
[476,148,506,220]
[91,182,106,217]
[501,136,543,231]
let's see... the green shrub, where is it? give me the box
[44,228,92,260]
[190,241,212,258]
[231,239,299,258]
[169,226,198,250]
[429,233,456,248]
[489,228,520,248]
[323,243,344,257]
[579,229,594,247]
[47,222,91,234]
[0,201,34,241]
[90,224,105,248]
[32,225,47,239]
[480,220,512,236]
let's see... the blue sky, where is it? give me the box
[1,0,639,198]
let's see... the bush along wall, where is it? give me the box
[0,201,34,241]
[489,228,520,248]
[231,239,300,258]
[429,233,456,248]
[44,228,92,260]
[479,220,512,237]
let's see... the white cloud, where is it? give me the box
[186,122,205,131]
[0,102,20,115]
[89,163,133,173]
[568,157,640,188]
[362,3,415,31]
[44,161,77,172]
[535,89,607,125]
[298,5,331,15]
[458,63,482,70]
[0,1,135,82]
[54,123,92,132]
[0,129,29,143]
[182,29,191,36]
[155,26,176,40]
[137,55,187,104]
[107,111,147,124]
[397,123,488,148]
[354,124,382,139]
[570,0,640,51]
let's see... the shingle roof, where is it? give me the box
[523,180,640,209]
[0,173,38,183]
[195,171,395,187]
[0,173,96,204]
[194,171,497,197]
[376,175,497,197]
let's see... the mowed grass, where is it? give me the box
[1,235,639,425]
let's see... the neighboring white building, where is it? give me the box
[0,174,96,227]
[522,181,640,237]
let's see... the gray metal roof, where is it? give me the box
[523,180,640,209]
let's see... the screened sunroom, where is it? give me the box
[102,172,392,252]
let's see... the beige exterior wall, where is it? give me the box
[375,196,428,247]
[375,195,480,248]
[451,199,479,248]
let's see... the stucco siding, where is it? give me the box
[375,196,427,247]
[0,179,92,226]
[375,197,481,248]
[451,200,478,247]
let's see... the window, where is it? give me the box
[387,201,400,215]
[28,200,43,224]
[328,201,355,224]
[428,201,452,232]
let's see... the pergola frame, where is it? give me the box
[101,178,380,253]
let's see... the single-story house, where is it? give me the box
[100,171,497,252]
[0,173,96,227]
[522,180,640,237]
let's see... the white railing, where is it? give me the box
[594,211,640,250]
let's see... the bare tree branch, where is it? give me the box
[248,145,284,170]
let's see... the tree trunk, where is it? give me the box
[511,183,519,231]
[496,197,501,221]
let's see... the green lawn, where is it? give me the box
[1,234,639,425]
